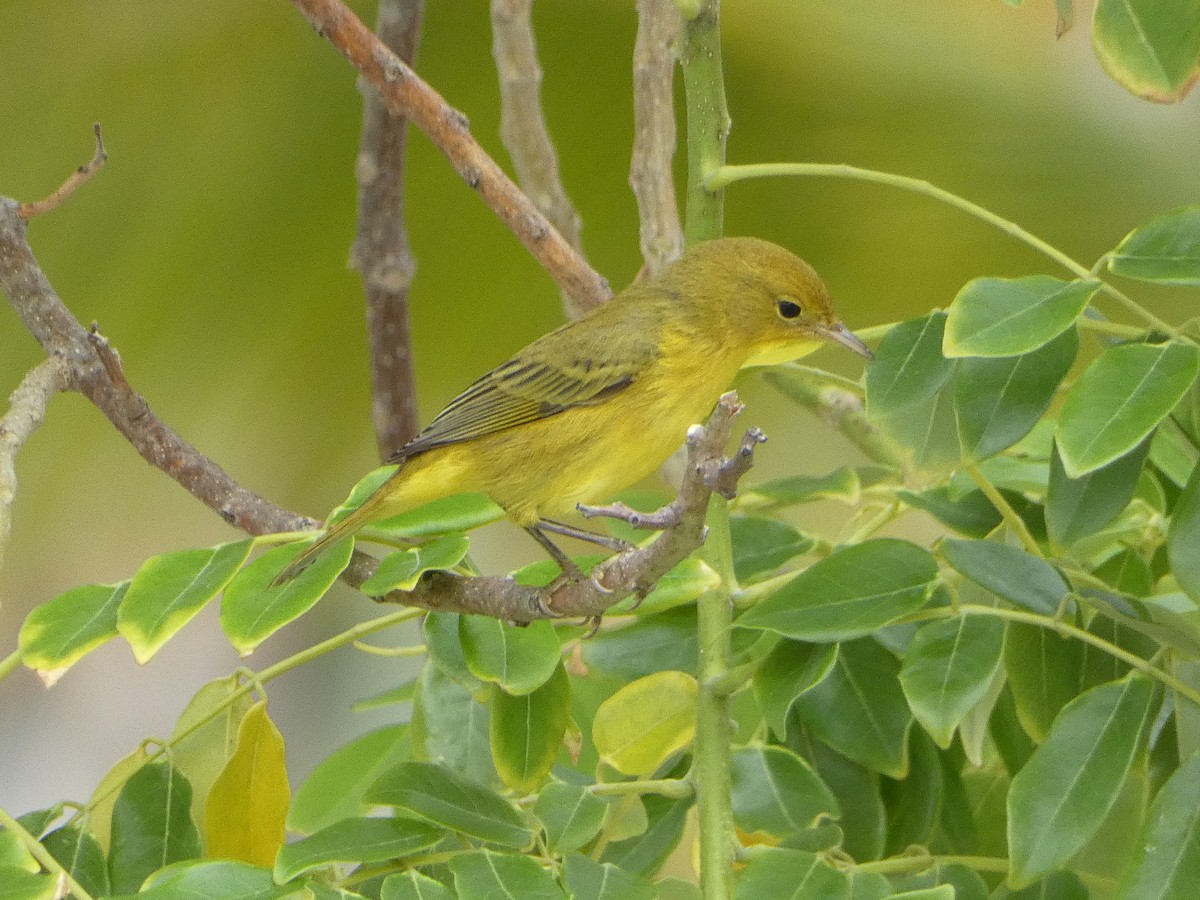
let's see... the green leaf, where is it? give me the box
[1093,0,1200,102]
[381,871,455,900]
[1002,871,1090,899]
[733,848,850,899]
[40,824,109,896]
[122,860,292,899]
[788,732,886,863]
[1117,752,1200,898]
[1007,674,1158,887]
[599,791,691,876]
[616,557,720,616]
[753,640,837,739]
[737,539,938,642]
[459,616,561,696]
[288,724,410,835]
[220,539,353,655]
[360,533,470,594]
[117,540,252,664]
[491,663,570,794]
[561,853,656,900]
[1047,437,1150,547]
[1004,621,1086,743]
[792,638,913,778]
[1169,460,1200,604]
[739,466,861,507]
[1110,205,1200,283]
[954,328,1078,462]
[410,662,496,785]
[941,539,1068,615]
[203,701,290,868]
[729,745,840,839]
[18,581,127,685]
[449,850,565,899]
[1056,341,1200,478]
[584,607,700,679]
[367,761,532,849]
[943,276,1097,357]
[593,671,698,775]
[327,467,501,537]
[729,517,815,582]
[866,312,955,413]
[534,781,607,853]
[374,492,505,538]
[273,816,444,883]
[875,375,963,475]
[0,870,56,900]
[900,615,1006,748]
[108,761,202,893]
[881,730,946,855]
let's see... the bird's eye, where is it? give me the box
[776,298,802,319]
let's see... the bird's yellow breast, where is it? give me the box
[382,326,747,525]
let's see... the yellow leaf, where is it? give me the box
[204,700,289,866]
[592,671,698,775]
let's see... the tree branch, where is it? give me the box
[0,198,313,537]
[631,0,683,275]
[352,0,424,459]
[490,0,593,318]
[0,357,68,568]
[290,0,611,312]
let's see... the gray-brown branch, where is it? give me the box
[490,0,591,318]
[353,0,424,458]
[631,0,683,275]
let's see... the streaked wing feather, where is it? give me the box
[393,326,657,460]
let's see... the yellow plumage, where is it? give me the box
[276,237,870,583]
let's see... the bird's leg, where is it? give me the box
[524,525,586,580]
[537,518,634,553]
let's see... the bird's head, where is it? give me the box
[671,237,872,366]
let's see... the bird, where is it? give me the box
[273,237,871,586]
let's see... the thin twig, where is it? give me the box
[631,0,683,275]
[0,357,68,568]
[290,0,611,312]
[352,0,424,458]
[17,124,107,220]
[490,0,590,318]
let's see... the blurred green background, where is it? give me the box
[2,0,1198,816]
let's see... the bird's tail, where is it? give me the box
[270,467,404,588]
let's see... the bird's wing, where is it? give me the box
[392,317,659,461]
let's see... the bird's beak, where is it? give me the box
[820,322,874,360]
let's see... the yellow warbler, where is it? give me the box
[277,237,870,582]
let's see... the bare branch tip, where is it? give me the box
[17,123,110,220]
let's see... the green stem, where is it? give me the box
[705,162,1184,341]
[854,853,1010,876]
[907,603,1200,708]
[963,464,1041,555]
[589,777,695,799]
[695,496,737,900]
[678,0,729,245]
[0,804,96,900]
[678,1,736,897]
[0,648,20,682]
